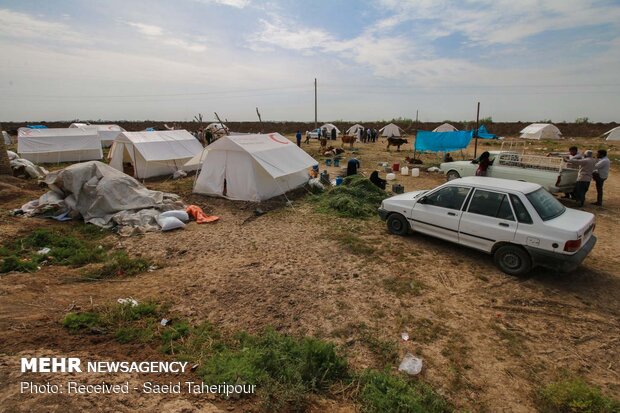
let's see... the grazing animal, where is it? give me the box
[320,137,328,150]
[387,137,408,151]
[341,135,357,148]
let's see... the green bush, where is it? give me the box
[0,255,39,273]
[359,370,452,413]
[537,378,620,413]
[87,251,150,279]
[63,312,101,333]
[313,175,387,218]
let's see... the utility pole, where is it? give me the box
[415,109,419,123]
[473,102,480,158]
[314,78,317,130]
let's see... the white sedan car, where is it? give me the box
[378,177,596,275]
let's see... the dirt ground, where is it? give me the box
[0,135,619,412]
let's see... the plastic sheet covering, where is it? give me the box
[415,130,473,152]
[20,161,183,235]
[477,125,496,139]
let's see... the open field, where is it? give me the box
[1,134,619,412]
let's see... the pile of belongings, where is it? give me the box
[7,150,48,179]
[15,161,190,236]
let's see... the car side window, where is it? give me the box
[467,189,515,221]
[509,194,533,224]
[423,186,470,210]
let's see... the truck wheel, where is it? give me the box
[387,214,409,236]
[446,170,460,181]
[493,245,532,276]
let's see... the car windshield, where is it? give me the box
[526,188,566,221]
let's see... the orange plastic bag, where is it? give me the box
[186,205,219,224]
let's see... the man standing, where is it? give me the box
[331,127,337,141]
[567,150,596,207]
[347,157,360,176]
[591,149,610,206]
[295,130,302,147]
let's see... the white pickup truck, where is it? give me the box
[439,151,578,193]
[378,177,596,275]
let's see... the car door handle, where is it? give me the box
[447,212,457,216]
[499,223,509,227]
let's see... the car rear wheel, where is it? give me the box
[493,245,532,276]
[387,214,409,236]
[446,170,460,181]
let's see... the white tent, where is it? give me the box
[69,123,126,147]
[433,123,458,132]
[205,123,229,135]
[321,123,340,135]
[519,123,562,140]
[602,126,620,141]
[17,128,102,163]
[2,131,10,145]
[109,130,203,179]
[346,124,365,135]
[193,133,317,201]
[379,123,403,137]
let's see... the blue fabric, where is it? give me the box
[415,130,473,152]
[145,127,155,131]
[27,125,47,129]
[477,125,496,139]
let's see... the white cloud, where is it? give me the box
[0,8,86,44]
[125,21,206,52]
[192,0,250,8]
[127,22,163,37]
[248,19,333,53]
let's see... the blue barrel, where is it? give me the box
[335,176,343,186]
[312,164,319,172]
[333,159,340,167]
[326,159,332,167]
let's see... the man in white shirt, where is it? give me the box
[567,150,596,207]
[592,149,610,206]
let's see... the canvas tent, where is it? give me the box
[193,133,317,202]
[69,123,126,147]
[17,127,102,163]
[346,124,365,135]
[320,123,340,136]
[602,126,620,141]
[379,123,403,137]
[433,123,458,132]
[519,123,562,140]
[109,130,203,179]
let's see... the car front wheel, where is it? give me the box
[446,170,460,181]
[493,245,532,276]
[387,214,409,236]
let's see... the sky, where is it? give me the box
[0,0,619,122]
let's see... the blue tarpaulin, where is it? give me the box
[415,130,473,152]
[26,125,47,129]
[477,125,496,139]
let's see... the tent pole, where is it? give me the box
[474,101,480,158]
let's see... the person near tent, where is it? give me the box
[369,170,386,190]
[296,130,302,147]
[322,127,327,139]
[444,153,454,163]
[567,150,596,207]
[331,127,337,141]
[347,157,360,176]
[366,128,372,143]
[473,151,493,176]
[205,129,213,145]
[373,128,378,142]
[592,149,610,206]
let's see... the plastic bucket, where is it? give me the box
[401,166,409,175]
[312,164,319,172]
[386,173,396,181]
[333,159,340,167]
[411,168,420,177]
[335,176,343,186]
[392,163,400,172]
[326,159,332,167]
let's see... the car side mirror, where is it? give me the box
[418,196,426,204]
